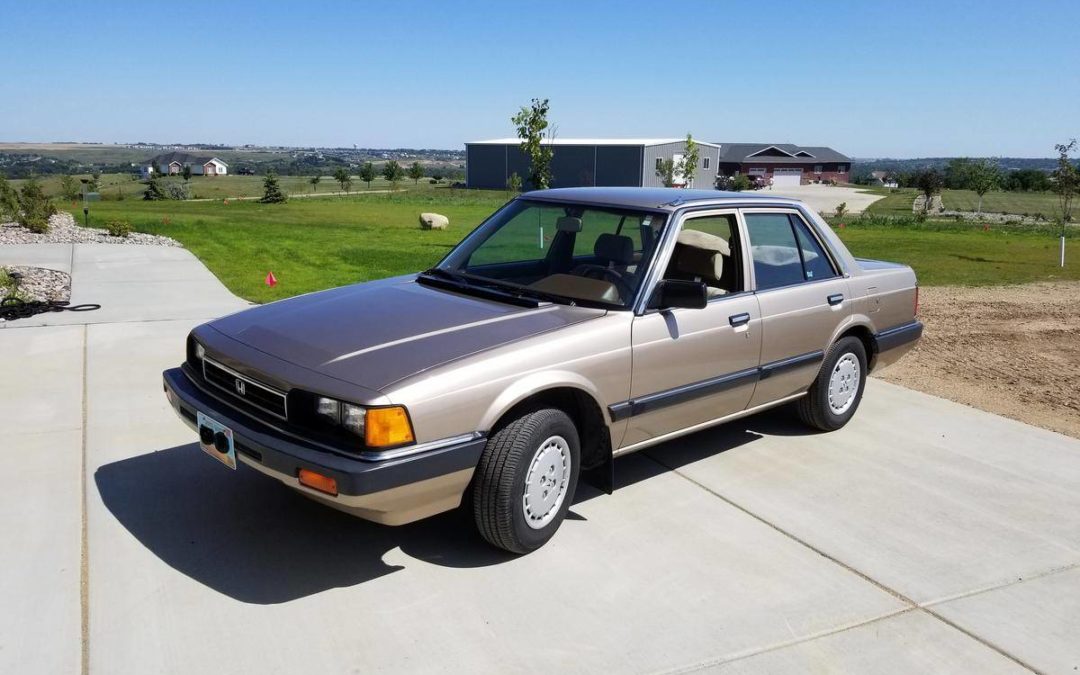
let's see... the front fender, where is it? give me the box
[478,369,611,432]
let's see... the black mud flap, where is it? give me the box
[581,452,613,494]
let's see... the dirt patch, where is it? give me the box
[876,282,1080,438]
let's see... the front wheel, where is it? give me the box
[472,408,581,554]
[796,336,867,431]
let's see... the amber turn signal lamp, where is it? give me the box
[298,469,338,496]
[365,406,415,448]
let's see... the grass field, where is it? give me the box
[865,186,1066,219]
[10,172,443,202]
[80,191,512,302]
[69,191,1080,303]
[940,189,1064,218]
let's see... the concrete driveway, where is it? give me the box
[761,184,885,215]
[3,245,1079,674]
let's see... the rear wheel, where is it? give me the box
[472,408,580,554]
[796,336,867,431]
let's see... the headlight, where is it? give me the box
[313,396,412,448]
[315,396,372,440]
[195,342,206,361]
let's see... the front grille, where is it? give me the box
[203,357,288,420]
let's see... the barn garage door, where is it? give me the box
[772,168,802,187]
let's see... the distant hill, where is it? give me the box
[853,157,1058,173]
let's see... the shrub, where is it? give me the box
[16,178,56,232]
[0,175,18,221]
[104,220,132,238]
[143,176,168,200]
[165,182,191,200]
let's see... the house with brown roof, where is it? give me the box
[715,143,851,186]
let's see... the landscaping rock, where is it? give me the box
[0,211,181,247]
[1,265,71,303]
[419,212,449,230]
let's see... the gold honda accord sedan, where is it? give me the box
[164,187,922,553]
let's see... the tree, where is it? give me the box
[309,174,321,192]
[89,170,101,192]
[1052,139,1078,226]
[259,170,288,203]
[655,158,676,187]
[358,162,376,189]
[59,174,80,201]
[677,134,700,187]
[143,174,168,201]
[913,168,944,212]
[181,164,192,182]
[408,161,424,185]
[333,167,351,193]
[511,97,555,189]
[967,159,1001,214]
[431,170,443,183]
[382,160,404,189]
[507,172,522,192]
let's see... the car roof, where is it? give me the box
[519,186,800,211]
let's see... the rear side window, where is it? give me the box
[744,212,836,290]
[792,218,837,281]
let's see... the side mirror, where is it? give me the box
[649,279,708,310]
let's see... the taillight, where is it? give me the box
[914,286,919,316]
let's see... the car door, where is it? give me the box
[619,210,762,450]
[742,209,852,407]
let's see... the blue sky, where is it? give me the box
[2,0,1078,157]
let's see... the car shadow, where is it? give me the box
[95,405,796,604]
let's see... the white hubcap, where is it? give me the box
[828,353,861,415]
[522,435,571,530]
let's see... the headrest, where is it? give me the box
[556,216,582,233]
[594,233,634,265]
[673,229,729,281]
[677,229,730,256]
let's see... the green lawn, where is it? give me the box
[836,224,1077,286]
[940,189,1063,219]
[865,188,919,215]
[81,191,512,302]
[68,192,1080,304]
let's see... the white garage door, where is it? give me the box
[772,168,802,187]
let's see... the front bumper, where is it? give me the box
[162,366,486,524]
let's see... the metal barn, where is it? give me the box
[465,138,721,190]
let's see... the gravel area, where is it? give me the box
[0,211,181,246]
[1,265,70,302]
[876,281,1080,439]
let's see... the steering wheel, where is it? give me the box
[572,264,634,300]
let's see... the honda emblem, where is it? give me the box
[235,379,246,396]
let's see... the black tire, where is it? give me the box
[796,336,868,431]
[472,408,581,554]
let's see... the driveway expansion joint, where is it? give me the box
[641,450,1044,674]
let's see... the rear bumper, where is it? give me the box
[872,320,923,371]
[162,366,485,524]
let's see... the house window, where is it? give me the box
[838,165,847,173]
[702,157,711,170]
[814,165,823,174]
[748,167,766,176]
[655,158,664,170]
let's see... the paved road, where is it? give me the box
[762,184,885,215]
[2,245,1078,674]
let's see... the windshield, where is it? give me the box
[433,199,668,308]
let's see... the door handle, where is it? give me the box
[827,293,844,306]
[729,312,751,327]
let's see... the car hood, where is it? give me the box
[208,276,605,391]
